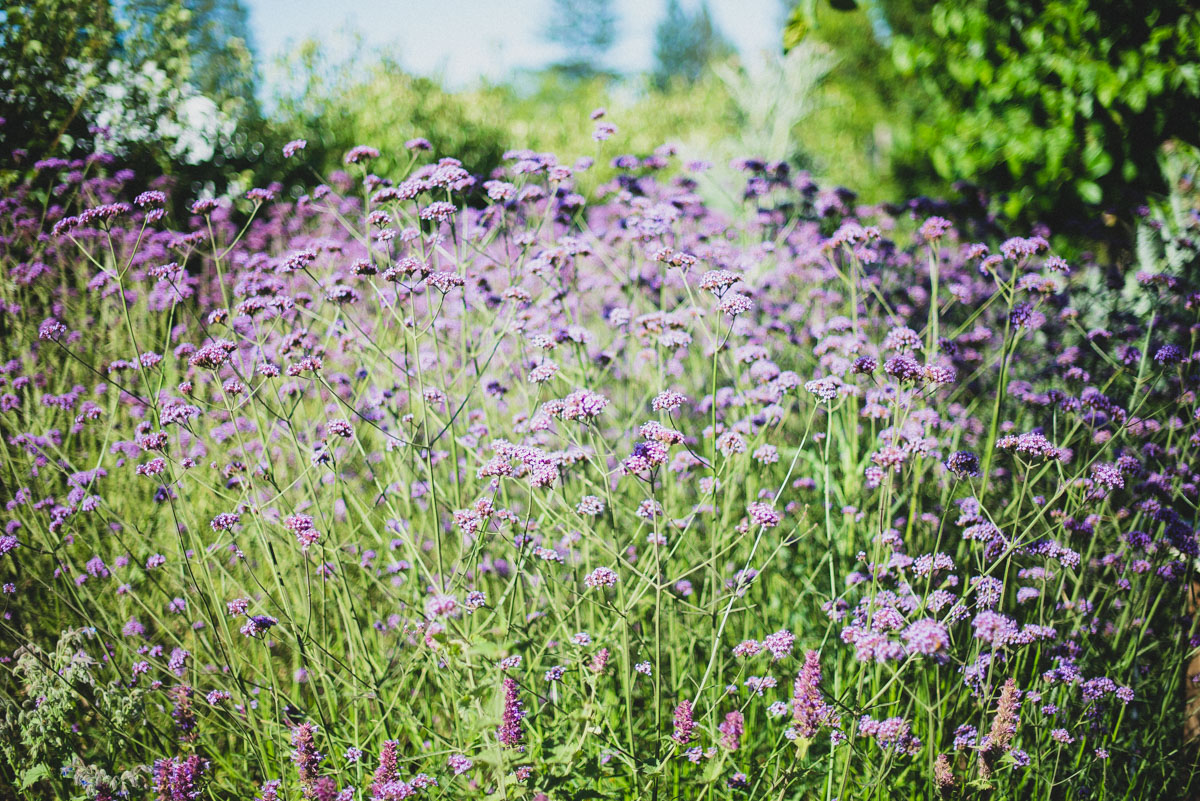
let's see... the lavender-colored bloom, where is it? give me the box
[419,201,456,222]
[497,677,526,749]
[672,699,696,744]
[1050,728,1074,744]
[792,651,834,738]
[291,723,324,795]
[719,710,744,750]
[593,122,616,141]
[884,355,924,382]
[748,503,783,529]
[762,629,795,660]
[978,678,1021,777]
[210,512,240,531]
[945,450,980,478]
[153,755,208,801]
[901,619,949,656]
[345,145,380,164]
[858,715,921,754]
[851,356,877,374]
[934,753,954,789]
[972,611,1017,647]
[1091,462,1124,490]
[372,740,400,796]
[241,615,278,638]
[169,685,197,741]
[560,389,610,421]
[167,647,189,676]
[584,566,618,588]
[1154,344,1184,365]
[919,216,953,241]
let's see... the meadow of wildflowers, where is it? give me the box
[1,121,1198,800]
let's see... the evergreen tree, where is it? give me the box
[652,0,733,89]
[543,0,619,80]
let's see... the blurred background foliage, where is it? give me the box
[1,0,263,197]
[1,0,1197,235]
[881,0,1200,221]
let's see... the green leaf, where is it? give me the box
[20,764,50,789]
[782,6,808,53]
[1076,180,1102,205]
[828,0,858,10]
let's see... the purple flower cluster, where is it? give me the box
[1,124,1194,799]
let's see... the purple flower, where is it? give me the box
[210,512,240,531]
[979,678,1021,776]
[448,753,472,775]
[884,355,923,382]
[858,715,921,754]
[792,651,835,738]
[584,566,618,588]
[762,629,795,660]
[593,122,617,141]
[153,755,208,801]
[851,356,877,374]
[497,677,526,749]
[972,611,1017,647]
[419,201,456,222]
[945,451,980,478]
[719,710,744,750]
[919,216,953,241]
[241,615,278,638]
[290,723,324,794]
[1154,344,1184,365]
[344,145,380,164]
[672,699,696,744]
[901,619,949,656]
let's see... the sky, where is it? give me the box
[247,0,783,90]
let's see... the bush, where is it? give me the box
[889,0,1200,220]
[271,43,511,190]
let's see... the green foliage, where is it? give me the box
[1136,140,1200,275]
[0,0,118,164]
[490,70,734,193]
[651,0,734,89]
[1,628,150,797]
[271,42,510,187]
[781,1,926,200]
[713,44,832,168]
[0,0,261,198]
[888,0,1200,219]
[120,0,260,122]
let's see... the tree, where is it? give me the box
[119,0,259,122]
[0,0,119,166]
[652,0,733,89]
[0,0,262,195]
[543,0,619,80]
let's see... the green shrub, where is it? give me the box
[889,0,1200,220]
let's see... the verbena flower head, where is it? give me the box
[497,677,526,749]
